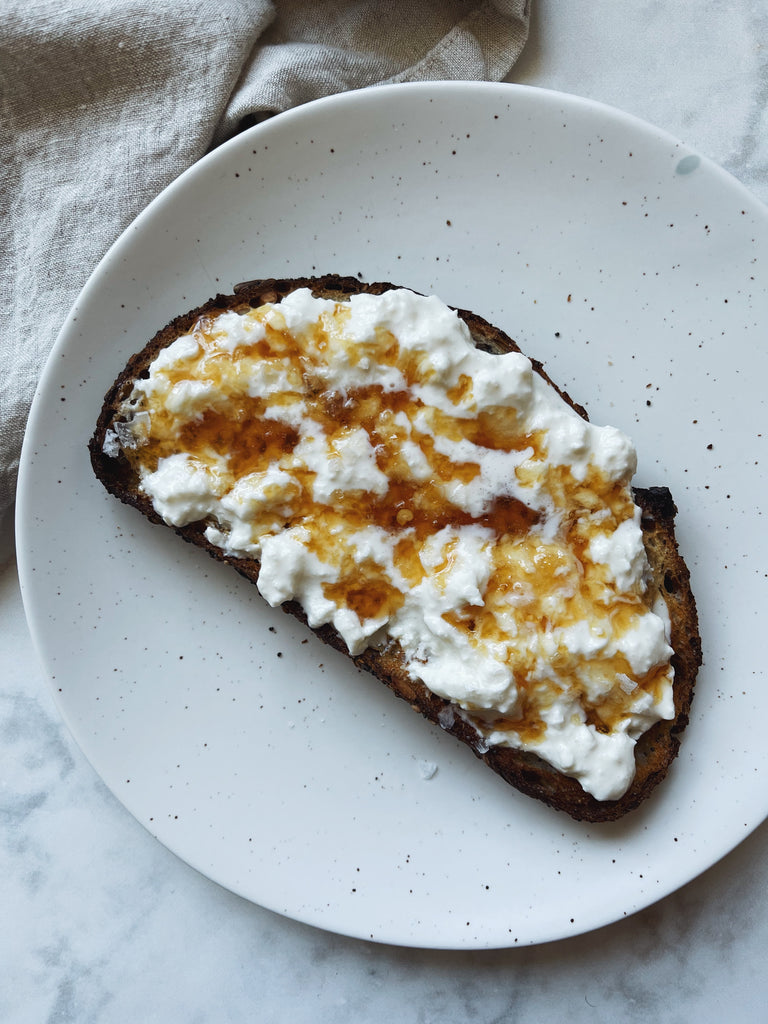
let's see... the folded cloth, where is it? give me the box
[0,0,530,521]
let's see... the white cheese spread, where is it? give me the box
[111,287,675,801]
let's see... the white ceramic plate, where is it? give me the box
[17,83,768,949]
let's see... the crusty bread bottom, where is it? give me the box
[89,275,702,822]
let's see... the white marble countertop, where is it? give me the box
[4,2,768,1021]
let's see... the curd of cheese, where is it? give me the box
[109,287,675,801]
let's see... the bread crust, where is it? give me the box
[89,275,701,821]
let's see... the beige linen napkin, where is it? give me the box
[0,0,530,521]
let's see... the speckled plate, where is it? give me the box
[16,82,768,949]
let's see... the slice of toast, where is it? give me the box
[89,275,701,821]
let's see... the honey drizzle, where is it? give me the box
[122,303,671,747]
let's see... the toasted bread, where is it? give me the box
[89,275,701,821]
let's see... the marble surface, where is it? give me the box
[4,1,768,1020]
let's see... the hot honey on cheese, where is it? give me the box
[105,288,674,799]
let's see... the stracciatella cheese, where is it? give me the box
[109,288,675,801]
